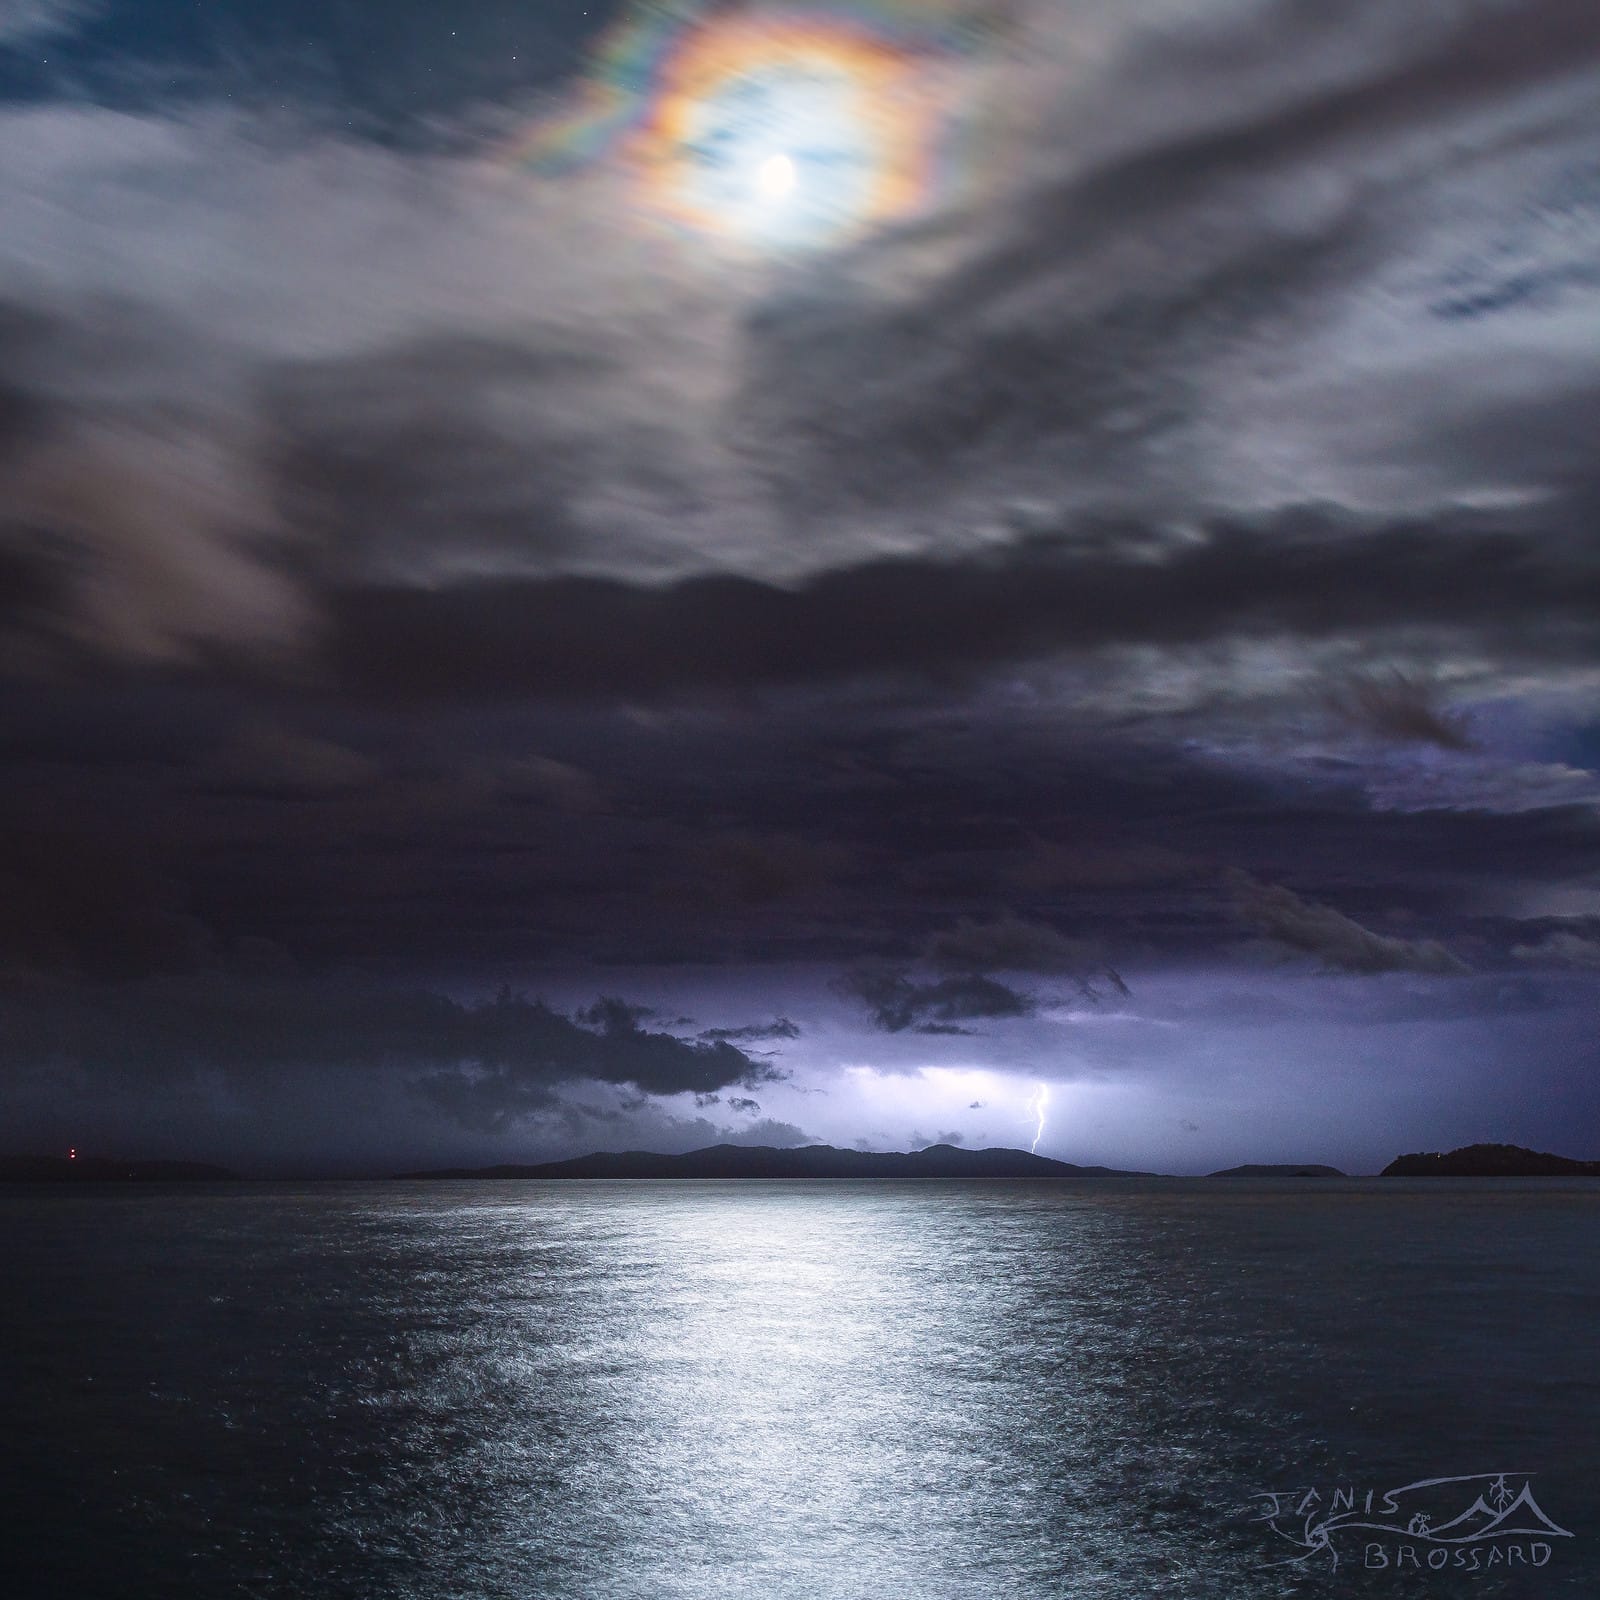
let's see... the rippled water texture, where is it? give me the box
[5,1179,1597,1598]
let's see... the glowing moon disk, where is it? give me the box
[511,4,982,250]
[758,152,798,199]
[636,15,941,245]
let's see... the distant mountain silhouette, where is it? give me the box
[1209,1164,1345,1177]
[1382,1143,1600,1177]
[398,1143,1151,1180]
[0,1156,240,1182]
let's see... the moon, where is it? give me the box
[511,8,983,250]
[757,152,798,200]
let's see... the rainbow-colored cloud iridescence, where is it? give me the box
[510,2,993,248]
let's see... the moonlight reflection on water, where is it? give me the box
[4,1180,1597,1598]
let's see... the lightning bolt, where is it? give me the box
[1025,1081,1049,1154]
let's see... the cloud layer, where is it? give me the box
[0,0,1596,1167]
[0,0,1595,702]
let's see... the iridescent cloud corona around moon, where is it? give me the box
[515,2,991,248]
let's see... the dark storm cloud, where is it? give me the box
[926,916,1127,995]
[700,1019,801,1043]
[271,335,625,582]
[834,965,1036,1035]
[319,514,1600,700]
[0,822,220,980]
[0,976,784,1132]
[1230,870,1472,976]
[499,755,607,813]
[665,833,851,910]
[1,668,1589,989]
[1512,930,1600,970]
[574,996,655,1033]
[834,914,1132,1033]
[203,720,378,796]
[1325,669,1474,751]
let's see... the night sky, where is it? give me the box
[2,0,1597,1176]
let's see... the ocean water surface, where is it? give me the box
[4,1178,1596,1598]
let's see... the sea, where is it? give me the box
[3,1178,1597,1599]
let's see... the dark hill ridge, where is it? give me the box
[0,1156,240,1182]
[1382,1143,1600,1177]
[398,1143,1151,1180]
[1209,1164,1345,1177]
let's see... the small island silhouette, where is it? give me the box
[1382,1143,1600,1177]
[398,1143,1151,1181]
